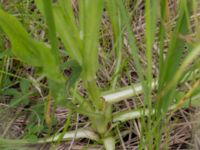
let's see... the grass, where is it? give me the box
[0,0,200,149]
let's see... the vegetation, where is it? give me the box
[0,0,200,149]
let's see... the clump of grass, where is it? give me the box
[0,0,200,149]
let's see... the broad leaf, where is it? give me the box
[0,8,64,83]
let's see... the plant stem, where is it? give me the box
[86,79,103,110]
[103,136,116,150]
[38,128,99,143]
[113,93,200,123]
[0,128,99,147]
[102,80,157,104]
[103,69,199,104]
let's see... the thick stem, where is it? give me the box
[103,80,157,104]
[85,79,112,135]
[86,79,103,110]
[113,93,200,123]
[0,128,99,147]
[73,92,94,113]
[90,103,112,135]
[103,137,116,150]
[38,128,99,143]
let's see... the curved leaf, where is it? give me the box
[0,8,63,83]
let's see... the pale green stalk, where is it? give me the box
[113,93,200,123]
[103,137,116,150]
[38,128,99,143]
[103,80,157,104]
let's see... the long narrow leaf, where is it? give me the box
[80,0,103,80]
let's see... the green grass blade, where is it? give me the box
[144,2,159,145]
[42,0,59,64]
[106,0,123,89]
[159,1,190,87]
[145,0,158,104]
[53,5,82,65]
[157,0,192,112]
[157,0,167,91]
[36,0,82,65]
[117,0,148,102]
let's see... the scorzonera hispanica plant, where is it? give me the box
[0,0,200,149]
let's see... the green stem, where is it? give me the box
[86,79,103,110]
[56,110,72,145]
[73,92,94,113]
[86,79,112,135]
